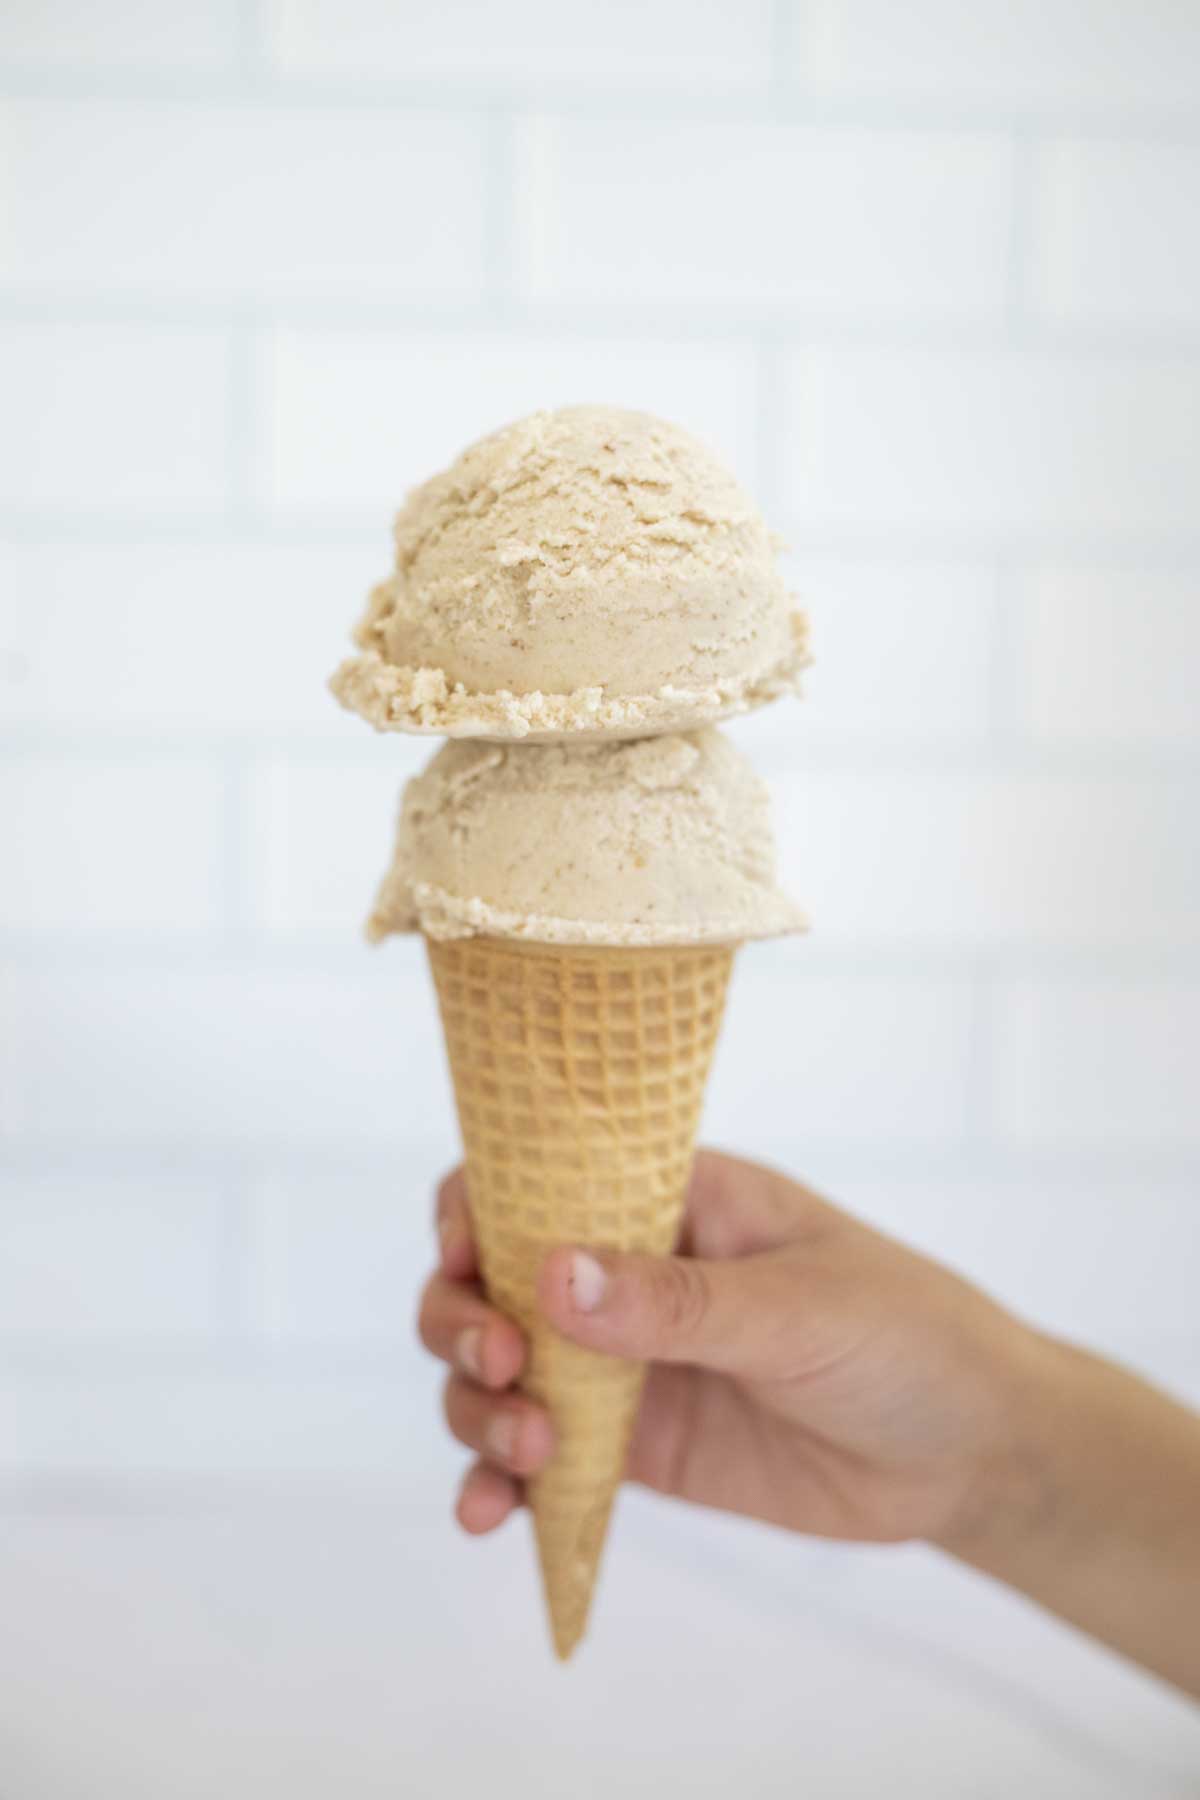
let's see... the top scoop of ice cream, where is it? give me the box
[367,726,805,948]
[330,405,808,742]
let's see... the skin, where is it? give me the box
[418,1149,1200,1698]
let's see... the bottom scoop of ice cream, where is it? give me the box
[368,727,805,948]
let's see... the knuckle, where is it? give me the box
[648,1257,710,1342]
[415,1280,437,1347]
[441,1375,465,1435]
[436,1166,465,1218]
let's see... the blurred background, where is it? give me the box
[1,1,1199,1793]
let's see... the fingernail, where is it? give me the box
[456,1327,482,1379]
[487,1413,517,1464]
[568,1250,607,1314]
[437,1215,457,1267]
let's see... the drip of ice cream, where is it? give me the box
[367,727,805,948]
[330,405,808,742]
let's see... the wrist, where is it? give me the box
[932,1317,1068,1570]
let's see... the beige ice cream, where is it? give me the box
[331,406,808,742]
[367,726,804,948]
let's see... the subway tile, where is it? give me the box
[264,0,772,89]
[836,1172,1200,1343]
[1022,564,1200,747]
[10,958,451,1147]
[707,949,973,1147]
[801,0,1200,109]
[0,1168,230,1336]
[251,1147,447,1340]
[0,967,25,1139]
[1031,139,1200,328]
[517,117,1013,315]
[0,1360,446,1480]
[0,540,383,735]
[780,346,1200,536]
[770,765,1200,950]
[0,322,231,512]
[744,555,997,747]
[0,755,226,931]
[0,0,241,70]
[0,101,487,301]
[992,976,1200,1148]
[246,752,423,935]
[258,328,760,516]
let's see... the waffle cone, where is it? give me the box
[426,934,733,1659]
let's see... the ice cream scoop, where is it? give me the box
[331,406,808,742]
[367,726,805,948]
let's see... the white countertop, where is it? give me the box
[1,1480,1196,1798]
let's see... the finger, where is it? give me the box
[442,1375,556,1477]
[537,1242,820,1380]
[434,1167,477,1280]
[456,1460,522,1535]
[680,1148,839,1260]
[417,1273,526,1389]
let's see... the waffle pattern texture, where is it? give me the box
[427,935,733,1657]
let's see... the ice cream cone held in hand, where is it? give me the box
[427,935,731,1659]
[377,731,802,1656]
[331,408,807,1656]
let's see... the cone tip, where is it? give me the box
[551,1619,586,1662]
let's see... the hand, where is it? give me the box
[417,1148,1037,1546]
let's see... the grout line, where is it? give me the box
[237,1165,277,1341]
[236,0,269,78]
[225,313,260,526]
[5,292,1200,356]
[986,555,1031,746]
[218,747,254,938]
[753,336,785,517]
[962,961,999,1150]
[0,1340,435,1376]
[216,1158,264,1339]
[1005,128,1042,332]
[767,0,800,114]
[3,69,1200,139]
[482,106,518,311]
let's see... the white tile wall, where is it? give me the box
[992,976,1200,1150]
[246,751,421,933]
[0,321,232,512]
[251,1153,447,1342]
[840,1172,1200,1345]
[770,556,999,744]
[1,101,489,302]
[773,766,1199,949]
[709,951,974,1148]
[9,959,446,1146]
[0,0,242,72]
[801,0,1200,110]
[515,118,1014,315]
[0,754,227,931]
[1031,140,1200,328]
[259,329,761,517]
[263,0,775,91]
[1,1,1197,1564]
[782,346,1200,537]
[1022,565,1200,747]
[0,1166,232,1337]
[0,539,382,733]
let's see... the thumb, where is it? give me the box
[537,1244,802,1380]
